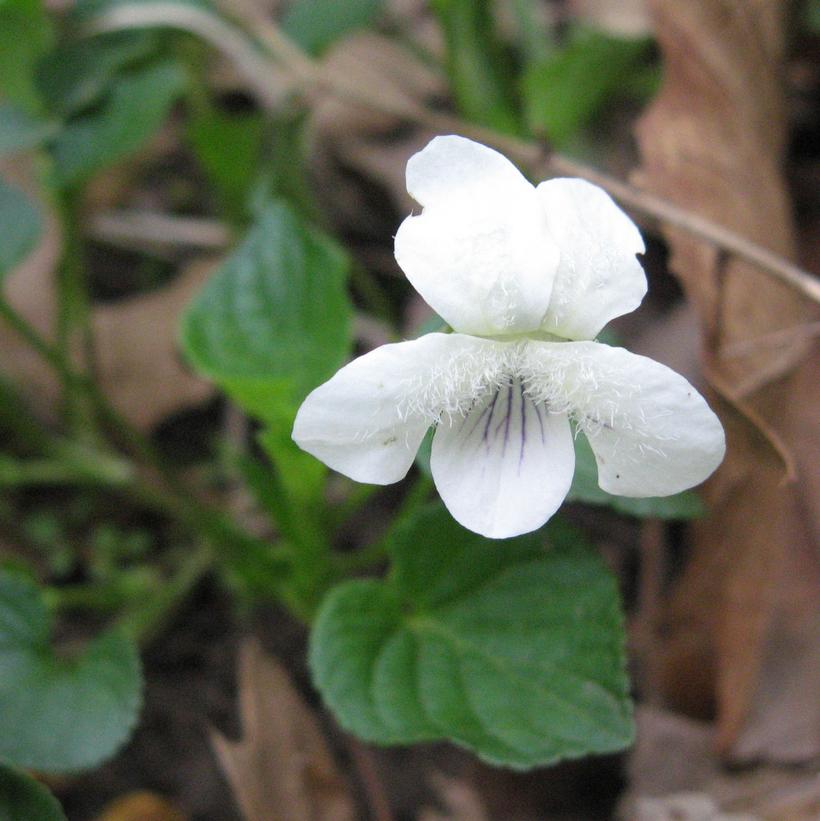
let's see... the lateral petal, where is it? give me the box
[431,380,575,539]
[292,333,500,485]
[395,136,558,336]
[536,178,646,340]
[522,341,725,497]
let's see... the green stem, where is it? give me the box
[56,191,98,438]
[0,297,77,385]
[116,543,214,645]
[0,452,131,486]
[333,474,433,575]
[44,583,131,613]
[0,293,180,483]
[0,296,293,611]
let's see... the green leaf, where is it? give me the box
[0,2,54,113]
[52,60,187,188]
[567,432,705,520]
[36,31,159,117]
[251,110,319,223]
[0,103,58,157]
[0,177,42,277]
[180,198,352,422]
[414,428,433,478]
[283,0,384,55]
[522,26,651,146]
[431,0,520,134]
[187,108,263,221]
[310,504,633,768]
[0,764,66,821]
[0,571,142,773]
[256,424,326,511]
[203,516,291,604]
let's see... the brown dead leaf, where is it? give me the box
[633,0,820,758]
[620,707,820,821]
[419,773,490,821]
[629,793,759,821]
[94,791,187,821]
[92,257,216,430]
[315,32,442,141]
[569,0,652,36]
[210,639,355,821]
[0,158,215,431]
[311,31,444,222]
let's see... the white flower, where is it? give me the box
[292,136,725,539]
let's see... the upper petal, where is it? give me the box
[292,332,502,485]
[395,136,559,336]
[431,380,575,539]
[536,178,646,340]
[521,341,725,497]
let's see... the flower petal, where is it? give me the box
[292,333,498,485]
[395,136,559,336]
[536,178,646,340]
[522,341,725,497]
[431,380,575,538]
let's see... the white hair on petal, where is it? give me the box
[388,340,680,469]
[517,344,679,467]
[396,339,524,424]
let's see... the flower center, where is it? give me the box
[397,337,647,446]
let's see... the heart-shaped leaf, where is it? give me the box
[309,506,633,768]
[0,571,142,773]
[180,198,352,424]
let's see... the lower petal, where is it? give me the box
[522,341,726,497]
[430,381,575,539]
[292,333,498,485]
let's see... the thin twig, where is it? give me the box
[89,210,230,252]
[87,2,288,109]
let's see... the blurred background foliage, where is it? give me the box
[0,1,818,819]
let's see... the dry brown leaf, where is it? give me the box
[0,159,216,431]
[569,0,652,36]
[633,0,820,758]
[621,707,820,821]
[94,791,188,821]
[315,32,442,139]
[629,793,759,821]
[210,639,355,821]
[419,773,490,821]
[92,257,216,430]
[386,0,445,61]
[311,31,444,220]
